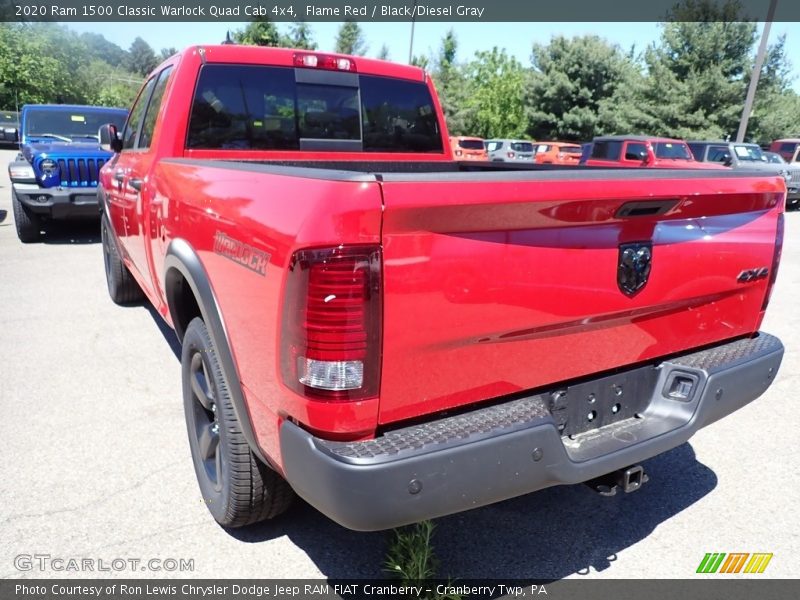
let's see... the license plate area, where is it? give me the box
[550,365,659,437]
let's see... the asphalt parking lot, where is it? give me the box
[1,146,798,580]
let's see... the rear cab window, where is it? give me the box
[457,139,485,150]
[187,64,443,153]
[511,142,533,152]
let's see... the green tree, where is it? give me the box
[463,48,527,139]
[234,18,282,47]
[431,30,472,136]
[0,23,66,106]
[526,35,643,140]
[334,21,368,56]
[80,32,127,67]
[160,47,178,60]
[377,44,390,60]
[410,55,429,70]
[286,21,317,50]
[82,60,142,108]
[126,36,158,76]
[0,22,144,109]
[639,0,757,139]
[745,34,799,143]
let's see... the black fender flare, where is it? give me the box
[164,238,269,466]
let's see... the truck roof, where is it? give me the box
[168,45,427,83]
[593,134,686,143]
[688,140,759,146]
[21,104,127,113]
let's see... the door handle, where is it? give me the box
[129,178,142,192]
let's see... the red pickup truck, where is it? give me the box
[99,46,785,531]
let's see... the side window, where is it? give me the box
[188,65,299,150]
[138,66,173,150]
[780,142,795,153]
[688,144,705,160]
[707,146,730,162]
[625,142,647,161]
[122,77,156,150]
[486,141,501,152]
[591,141,622,160]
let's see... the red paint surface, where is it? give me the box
[101,46,785,470]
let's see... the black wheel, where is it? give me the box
[11,189,42,243]
[182,317,294,527]
[101,216,144,305]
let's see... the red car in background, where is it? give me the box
[450,135,487,160]
[770,138,800,162]
[584,135,725,169]
[535,141,583,165]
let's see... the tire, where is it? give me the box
[101,216,144,305]
[12,190,42,243]
[182,317,294,527]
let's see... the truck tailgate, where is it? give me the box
[378,170,784,424]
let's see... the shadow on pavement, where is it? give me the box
[119,256,717,580]
[144,302,182,361]
[224,441,715,580]
[41,220,101,244]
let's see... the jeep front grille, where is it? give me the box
[56,158,104,187]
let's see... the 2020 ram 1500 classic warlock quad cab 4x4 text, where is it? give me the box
[98,46,785,531]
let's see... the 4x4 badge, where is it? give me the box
[618,242,652,296]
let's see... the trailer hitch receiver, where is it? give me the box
[585,465,649,496]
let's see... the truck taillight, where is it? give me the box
[454,149,463,157]
[281,245,381,401]
[507,151,516,159]
[762,212,784,311]
[293,52,357,72]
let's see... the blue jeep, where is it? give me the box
[8,104,127,242]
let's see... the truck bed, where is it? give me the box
[154,158,784,429]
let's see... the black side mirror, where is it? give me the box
[722,153,733,166]
[99,124,122,153]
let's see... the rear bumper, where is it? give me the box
[13,183,100,219]
[281,333,783,531]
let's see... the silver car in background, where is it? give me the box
[688,140,800,209]
[485,139,535,162]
